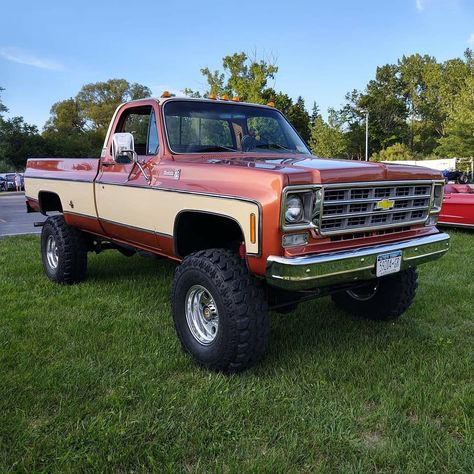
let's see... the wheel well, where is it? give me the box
[38,192,63,214]
[174,212,244,258]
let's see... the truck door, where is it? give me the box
[95,103,161,249]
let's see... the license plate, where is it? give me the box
[376,251,402,277]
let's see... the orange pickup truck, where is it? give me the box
[25,95,450,372]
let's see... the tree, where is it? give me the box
[436,76,474,157]
[286,96,311,143]
[192,52,278,103]
[187,53,312,141]
[337,50,474,159]
[0,116,48,169]
[44,98,86,134]
[309,109,347,158]
[310,101,320,126]
[0,87,7,116]
[42,79,151,157]
[76,79,151,131]
[371,143,415,162]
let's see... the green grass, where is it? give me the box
[0,232,473,473]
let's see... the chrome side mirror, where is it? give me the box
[112,133,136,164]
[111,132,151,184]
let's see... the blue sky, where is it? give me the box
[1,0,473,129]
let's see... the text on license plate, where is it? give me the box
[376,251,402,277]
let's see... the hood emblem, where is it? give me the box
[375,198,395,211]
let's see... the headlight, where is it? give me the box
[285,195,304,223]
[281,186,322,231]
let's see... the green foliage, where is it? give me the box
[188,52,312,142]
[39,79,152,159]
[340,49,474,159]
[76,79,151,131]
[44,98,85,133]
[42,129,103,158]
[371,143,415,162]
[194,52,278,104]
[309,110,347,158]
[286,96,311,143]
[0,116,49,170]
[0,86,7,116]
[436,76,474,157]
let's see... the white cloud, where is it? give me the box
[416,0,461,13]
[468,33,474,44]
[0,47,63,71]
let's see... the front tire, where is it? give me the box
[331,268,418,321]
[171,249,269,373]
[41,215,87,284]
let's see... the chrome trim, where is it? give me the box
[324,194,431,205]
[46,234,59,269]
[266,232,450,290]
[321,205,430,221]
[185,284,219,345]
[322,180,439,188]
[280,180,444,236]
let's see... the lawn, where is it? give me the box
[0,232,473,473]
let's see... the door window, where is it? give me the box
[117,106,159,156]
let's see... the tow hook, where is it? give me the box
[33,221,45,227]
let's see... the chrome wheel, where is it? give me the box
[46,235,59,269]
[347,281,379,301]
[185,285,219,345]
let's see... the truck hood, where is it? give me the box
[202,154,443,184]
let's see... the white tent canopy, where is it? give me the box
[382,158,457,171]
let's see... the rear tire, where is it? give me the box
[331,269,418,321]
[41,215,87,284]
[171,248,269,373]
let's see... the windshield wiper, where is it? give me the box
[198,145,237,153]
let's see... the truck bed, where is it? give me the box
[24,158,100,221]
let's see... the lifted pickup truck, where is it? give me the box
[25,95,450,372]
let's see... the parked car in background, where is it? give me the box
[0,176,7,192]
[4,173,24,191]
[438,184,474,229]
[1,174,15,191]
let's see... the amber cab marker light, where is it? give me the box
[231,96,240,102]
[161,90,171,98]
[209,93,217,100]
[267,101,275,107]
[250,213,256,244]
[220,94,229,101]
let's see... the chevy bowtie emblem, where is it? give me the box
[375,198,395,210]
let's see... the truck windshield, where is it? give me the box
[163,100,311,155]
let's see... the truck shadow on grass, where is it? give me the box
[85,251,434,376]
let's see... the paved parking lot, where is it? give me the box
[0,192,48,237]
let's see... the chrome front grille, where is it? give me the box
[317,183,432,235]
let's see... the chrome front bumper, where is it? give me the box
[266,233,450,290]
